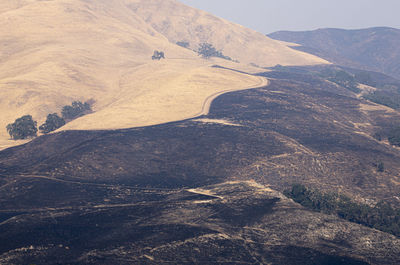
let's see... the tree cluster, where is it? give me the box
[6,100,92,140]
[61,101,92,120]
[327,70,360,93]
[363,91,400,110]
[284,184,400,237]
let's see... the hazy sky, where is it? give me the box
[180,0,400,34]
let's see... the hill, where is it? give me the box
[129,0,328,67]
[268,27,400,79]
[0,0,327,150]
[1,69,400,264]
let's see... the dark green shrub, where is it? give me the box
[6,115,37,140]
[39,113,66,134]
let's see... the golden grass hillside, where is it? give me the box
[128,0,329,67]
[0,0,328,150]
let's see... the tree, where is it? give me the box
[6,115,37,140]
[39,113,66,134]
[152,50,165,60]
[197,43,217,58]
[62,101,92,120]
[197,43,232,60]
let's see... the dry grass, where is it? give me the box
[130,0,329,67]
[0,0,328,150]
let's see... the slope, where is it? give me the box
[128,0,329,67]
[268,27,400,79]
[1,72,400,263]
[0,0,187,145]
[0,0,329,150]
[0,181,398,264]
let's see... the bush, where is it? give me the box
[6,115,37,140]
[62,101,92,120]
[197,43,232,60]
[152,50,165,60]
[39,113,66,134]
[176,41,190,49]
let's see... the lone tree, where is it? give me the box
[6,115,37,140]
[39,113,66,134]
[197,43,232,60]
[152,50,165,60]
[62,101,92,120]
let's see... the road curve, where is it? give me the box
[196,75,269,117]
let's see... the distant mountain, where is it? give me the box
[268,27,400,79]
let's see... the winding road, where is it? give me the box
[185,74,269,122]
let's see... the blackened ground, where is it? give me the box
[1,71,400,264]
[1,181,398,265]
[1,74,399,200]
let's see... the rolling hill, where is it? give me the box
[1,69,400,264]
[0,0,327,150]
[268,27,400,79]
